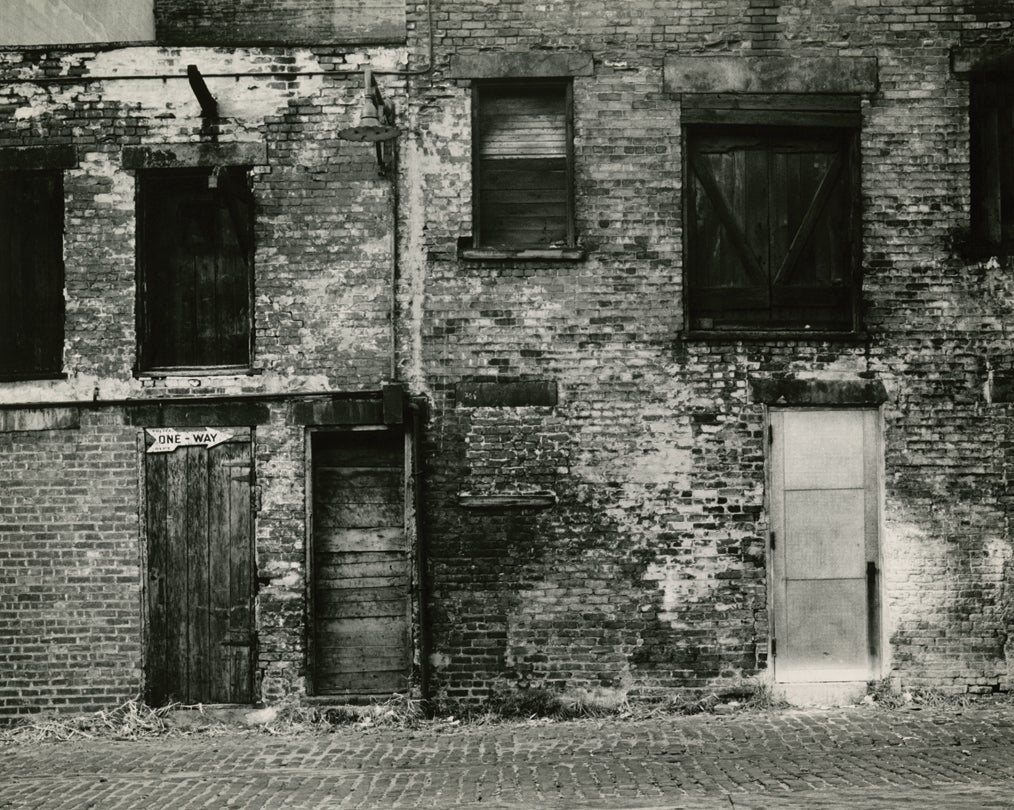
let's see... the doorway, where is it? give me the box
[143,431,254,705]
[308,429,411,695]
[769,409,881,683]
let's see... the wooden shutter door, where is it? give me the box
[770,410,880,683]
[145,433,254,705]
[310,430,411,695]
[686,136,772,326]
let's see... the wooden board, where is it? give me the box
[310,430,410,696]
[144,437,253,705]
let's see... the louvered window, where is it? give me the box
[970,75,1014,249]
[685,126,860,332]
[137,167,253,371]
[472,81,574,248]
[0,170,64,379]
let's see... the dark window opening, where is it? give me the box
[0,170,64,379]
[137,167,253,371]
[685,126,860,333]
[472,81,575,249]
[970,75,1014,249]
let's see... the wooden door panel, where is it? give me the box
[782,410,864,490]
[784,489,865,580]
[145,436,253,705]
[782,579,868,680]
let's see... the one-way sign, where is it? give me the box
[145,427,235,454]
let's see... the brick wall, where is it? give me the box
[0,411,141,719]
[3,0,1014,717]
[0,43,404,718]
[407,0,1014,702]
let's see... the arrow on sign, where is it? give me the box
[145,427,235,454]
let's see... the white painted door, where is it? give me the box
[769,409,880,683]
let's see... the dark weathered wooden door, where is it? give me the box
[770,409,880,683]
[310,430,410,695]
[144,432,254,705]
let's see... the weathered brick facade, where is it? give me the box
[1,0,1013,719]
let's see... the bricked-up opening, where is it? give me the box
[472,81,575,249]
[136,167,253,372]
[684,126,860,333]
[0,171,65,380]
[970,72,1014,249]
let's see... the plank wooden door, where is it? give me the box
[769,410,880,682]
[144,433,254,705]
[310,430,410,695]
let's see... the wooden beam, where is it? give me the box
[187,64,218,119]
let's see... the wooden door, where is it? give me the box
[310,430,410,695]
[144,433,254,704]
[769,409,880,682]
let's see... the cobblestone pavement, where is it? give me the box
[2,705,1014,809]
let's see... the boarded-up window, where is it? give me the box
[0,171,64,379]
[970,76,1014,248]
[137,167,253,371]
[473,82,574,248]
[685,127,859,332]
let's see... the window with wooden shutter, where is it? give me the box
[970,74,1014,249]
[137,167,253,371]
[685,126,859,333]
[0,170,64,379]
[473,81,574,249]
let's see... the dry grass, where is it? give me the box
[0,698,192,743]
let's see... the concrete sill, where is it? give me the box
[459,247,586,262]
[683,330,869,343]
[459,491,558,509]
[138,366,262,378]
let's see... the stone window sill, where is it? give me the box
[459,247,586,262]
[138,366,262,378]
[682,330,869,343]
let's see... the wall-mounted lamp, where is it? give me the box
[339,68,400,176]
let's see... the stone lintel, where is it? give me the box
[289,397,384,426]
[122,141,267,169]
[456,380,558,408]
[664,55,878,94]
[0,407,80,432]
[750,378,888,406]
[449,51,594,79]
[126,401,270,427]
[0,145,78,171]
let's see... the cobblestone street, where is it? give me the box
[2,704,1014,809]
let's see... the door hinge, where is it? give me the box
[771,638,777,657]
[770,531,775,551]
[768,424,774,444]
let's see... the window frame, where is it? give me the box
[135,166,255,374]
[470,78,577,251]
[969,71,1014,251]
[0,169,66,381]
[682,119,862,337]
